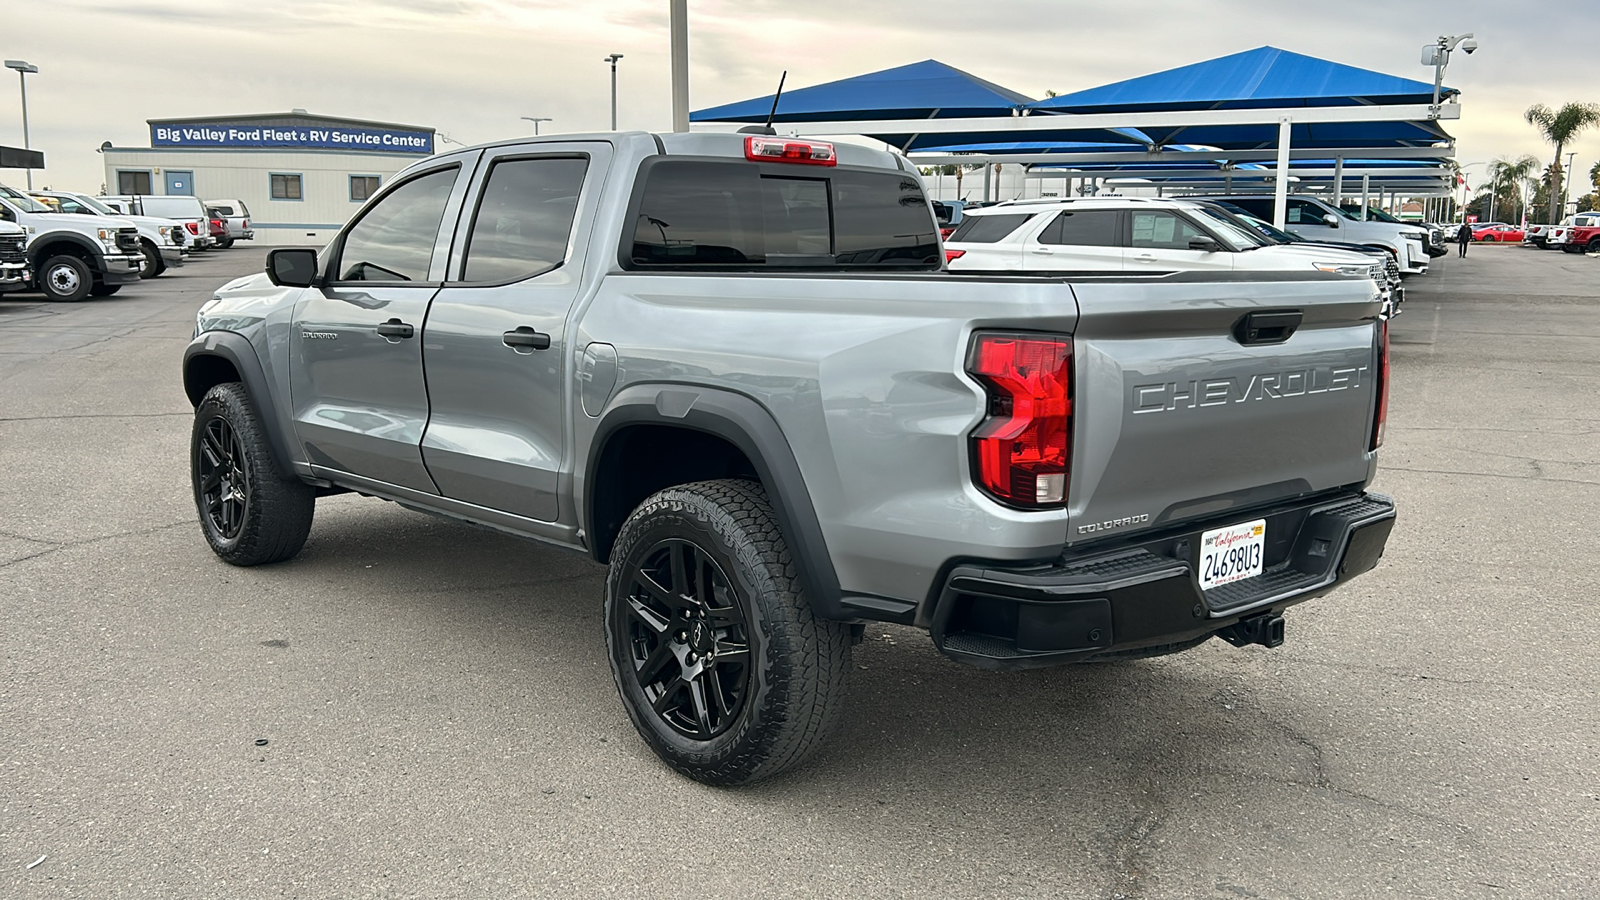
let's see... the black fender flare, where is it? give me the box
[28,232,109,274]
[583,384,847,619]
[182,331,301,480]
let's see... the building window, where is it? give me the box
[350,175,381,202]
[117,170,152,194]
[270,173,303,201]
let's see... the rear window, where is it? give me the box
[949,213,1032,243]
[1037,209,1120,246]
[627,160,938,270]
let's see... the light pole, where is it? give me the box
[1420,34,1477,119]
[1563,151,1578,216]
[5,60,38,189]
[520,116,552,135]
[604,54,624,131]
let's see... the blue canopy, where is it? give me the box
[691,59,1033,123]
[1031,46,1454,114]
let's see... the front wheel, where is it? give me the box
[191,382,315,566]
[137,240,162,278]
[89,283,121,297]
[37,255,92,302]
[604,479,851,786]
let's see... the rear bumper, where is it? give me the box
[931,491,1396,670]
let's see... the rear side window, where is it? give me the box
[1036,210,1119,246]
[949,213,1032,243]
[212,205,235,216]
[1221,197,1271,219]
[627,160,938,269]
[461,156,589,283]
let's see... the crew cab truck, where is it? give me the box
[29,190,187,278]
[183,132,1397,785]
[0,185,142,301]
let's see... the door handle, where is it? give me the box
[1029,246,1055,254]
[376,318,414,339]
[1233,310,1302,345]
[503,326,552,352]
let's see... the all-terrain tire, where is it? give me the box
[604,479,850,786]
[191,382,315,566]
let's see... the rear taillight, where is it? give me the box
[967,333,1072,508]
[940,226,956,240]
[744,135,837,166]
[186,222,200,234]
[944,249,965,263]
[1372,319,1390,450]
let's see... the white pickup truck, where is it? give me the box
[0,185,143,301]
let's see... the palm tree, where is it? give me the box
[1485,154,1542,224]
[1525,102,1600,222]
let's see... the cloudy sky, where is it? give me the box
[7,0,1599,193]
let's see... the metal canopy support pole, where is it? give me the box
[1332,155,1344,208]
[670,0,689,133]
[1361,174,1370,220]
[1272,116,1292,230]
[982,164,991,203]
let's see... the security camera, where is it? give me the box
[1461,39,1478,54]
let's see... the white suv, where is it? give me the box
[945,197,1390,287]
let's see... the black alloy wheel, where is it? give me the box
[197,414,250,542]
[621,537,752,740]
[604,479,851,786]
[190,382,315,566]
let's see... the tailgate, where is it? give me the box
[1065,274,1381,546]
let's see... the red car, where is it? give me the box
[1472,224,1525,242]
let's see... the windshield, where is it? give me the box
[71,194,119,216]
[1189,206,1270,250]
[0,185,55,213]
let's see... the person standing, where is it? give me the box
[1457,222,1473,257]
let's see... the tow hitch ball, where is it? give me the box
[1220,613,1285,649]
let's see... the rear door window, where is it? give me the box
[461,156,589,283]
[627,160,938,269]
[1036,210,1120,246]
[948,213,1033,243]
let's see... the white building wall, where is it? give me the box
[101,147,427,245]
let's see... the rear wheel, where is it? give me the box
[604,479,850,786]
[191,382,315,566]
[1588,239,1600,253]
[218,238,235,249]
[37,255,92,302]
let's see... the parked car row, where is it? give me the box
[1534,212,1600,253]
[943,193,1412,317]
[0,183,250,302]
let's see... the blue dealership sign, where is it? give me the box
[150,122,434,154]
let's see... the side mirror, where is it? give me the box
[1322,214,1341,228]
[1188,235,1223,252]
[266,248,318,287]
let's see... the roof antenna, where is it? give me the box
[737,71,787,136]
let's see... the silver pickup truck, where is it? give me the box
[183,132,1396,785]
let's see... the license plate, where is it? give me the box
[1198,519,1266,591]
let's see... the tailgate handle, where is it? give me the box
[1233,310,1302,345]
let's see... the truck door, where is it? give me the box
[419,143,610,522]
[1126,209,1233,272]
[289,158,475,493]
[1283,199,1340,239]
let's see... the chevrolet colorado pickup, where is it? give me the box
[184,132,1397,785]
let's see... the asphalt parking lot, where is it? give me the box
[1,243,1596,899]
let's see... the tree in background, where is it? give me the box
[1524,102,1600,223]
[1484,154,1542,224]
[920,164,982,199]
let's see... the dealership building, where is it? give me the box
[101,111,436,245]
